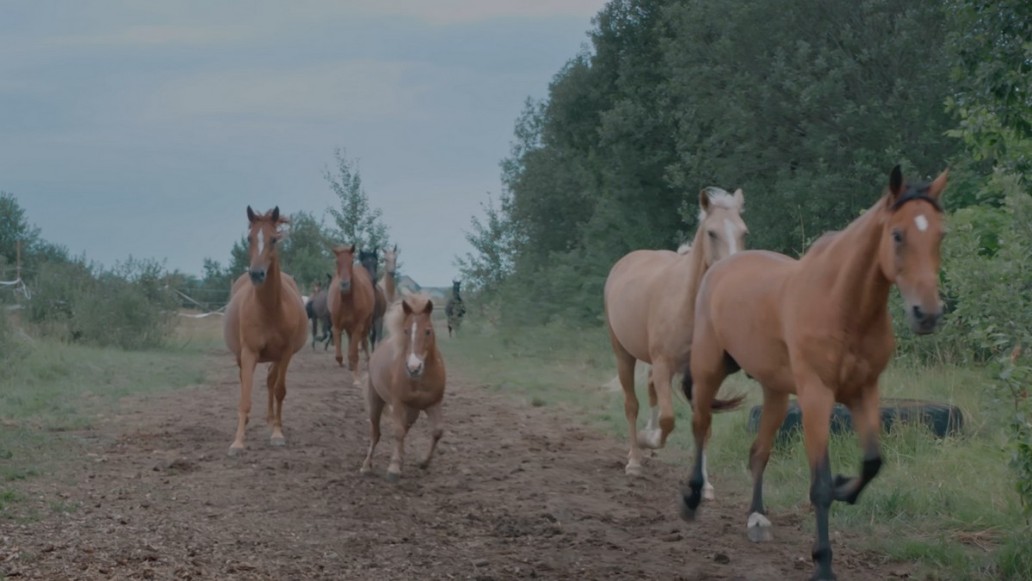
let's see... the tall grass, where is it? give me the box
[441,320,1030,580]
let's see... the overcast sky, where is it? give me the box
[0,1,606,287]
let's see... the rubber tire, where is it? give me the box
[746,398,964,443]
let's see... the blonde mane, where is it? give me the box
[698,187,742,221]
[384,292,433,341]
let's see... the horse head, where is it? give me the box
[333,244,357,294]
[359,248,379,280]
[401,296,435,378]
[383,244,398,275]
[879,165,948,335]
[245,205,288,287]
[451,279,462,297]
[697,187,747,267]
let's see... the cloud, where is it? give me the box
[142,60,424,123]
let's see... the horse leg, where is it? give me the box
[333,325,344,366]
[833,387,882,504]
[608,331,643,476]
[269,355,290,446]
[386,404,413,482]
[310,317,317,350]
[746,389,789,542]
[680,369,717,521]
[798,378,837,581]
[418,403,444,470]
[229,350,258,455]
[347,329,361,374]
[640,359,675,450]
[360,380,386,475]
[265,362,277,427]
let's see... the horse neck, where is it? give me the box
[812,203,892,329]
[676,224,711,309]
[256,256,283,310]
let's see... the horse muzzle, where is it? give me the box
[249,269,266,285]
[406,353,425,378]
[907,304,942,335]
[339,280,351,293]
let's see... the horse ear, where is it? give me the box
[927,168,949,200]
[888,165,904,199]
[423,300,434,315]
[733,188,744,212]
[698,189,711,213]
[348,244,356,253]
[393,244,398,253]
[247,206,257,223]
[402,299,413,315]
[271,206,280,222]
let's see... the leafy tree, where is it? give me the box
[0,191,41,273]
[455,191,518,294]
[325,148,390,253]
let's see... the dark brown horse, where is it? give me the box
[328,245,376,382]
[306,274,332,350]
[222,206,308,455]
[682,167,948,581]
[359,248,387,350]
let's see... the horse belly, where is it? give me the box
[605,272,665,362]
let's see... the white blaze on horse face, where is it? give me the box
[257,229,265,254]
[406,322,424,373]
[914,214,929,233]
[724,219,738,255]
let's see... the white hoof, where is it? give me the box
[703,482,715,501]
[637,429,663,450]
[747,512,773,542]
[625,461,643,477]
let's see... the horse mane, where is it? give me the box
[698,187,739,221]
[384,292,433,340]
[677,242,692,255]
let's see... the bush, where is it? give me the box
[26,257,178,349]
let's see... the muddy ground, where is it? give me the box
[0,334,909,580]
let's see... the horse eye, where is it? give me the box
[425,329,431,336]
[708,231,717,239]
[892,229,904,244]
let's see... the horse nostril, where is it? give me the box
[912,305,925,321]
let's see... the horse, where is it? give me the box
[360,293,446,482]
[222,206,308,456]
[359,248,388,350]
[681,167,948,581]
[306,274,333,350]
[327,244,376,380]
[602,187,747,481]
[444,280,466,337]
[380,244,399,304]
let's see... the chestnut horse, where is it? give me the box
[360,293,446,482]
[380,244,399,304]
[328,245,376,379]
[359,248,387,350]
[681,167,948,581]
[222,206,308,455]
[603,187,747,482]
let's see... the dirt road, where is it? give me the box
[0,341,904,580]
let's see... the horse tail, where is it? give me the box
[680,356,747,412]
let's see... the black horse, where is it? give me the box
[358,248,387,350]
[445,279,466,338]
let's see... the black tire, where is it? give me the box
[746,397,964,443]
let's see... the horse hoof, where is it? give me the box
[227,446,243,457]
[703,483,716,501]
[624,462,643,477]
[360,465,373,476]
[637,429,663,450]
[680,487,702,521]
[270,436,286,447]
[747,512,773,542]
[386,471,401,483]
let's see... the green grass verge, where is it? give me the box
[440,320,1031,581]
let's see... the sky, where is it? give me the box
[0,0,607,288]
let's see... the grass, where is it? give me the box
[0,312,219,519]
[440,319,1032,580]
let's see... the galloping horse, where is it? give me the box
[380,244,399,304]
[444,280,466,337]
[306,274,332,350]
[603,187,747,481]
[681,167,948,581]
[359,248,387,350]
[222,206,308,455]
[328,245,376,379]
[360,293,446,482]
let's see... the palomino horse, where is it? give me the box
[682,167,948,581]
[603,187,747,481]
[444,280,466,337]
[360,293,446,482]
[328,245,376,378]
[380,244,399,304]
[359,248,388,350]
[306,274,333,350]
[222,206,308,455]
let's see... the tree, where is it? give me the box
[280,210,333,290]
[325,148,390,253]
[0,191,41,272]
[454,191,518,294]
